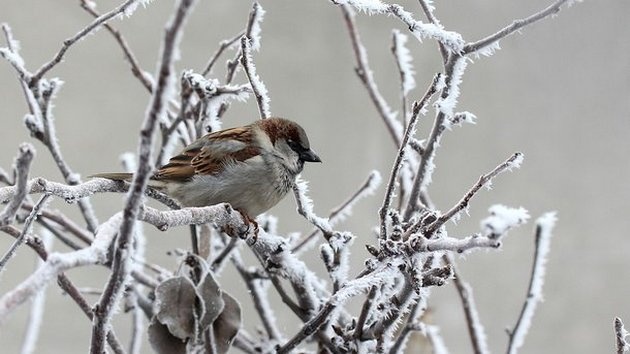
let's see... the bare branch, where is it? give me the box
[463,0,569,56]
[507,212,557,354]
[240,36,270,119]
[31,0,145,83]
[422,152,524,236]
[201,31,244,77]
[379,74,441,239]
[91,1,198,351]
[79,0,154,92]
[0,194,51,273]
[615,317,630,354]
[0,143,35,227]
[340,4,403,146]
[292,170,381,253]
[445,254,489,354]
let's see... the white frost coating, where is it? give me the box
[331,261,400,305]
[436,57,468,118]
[119,152,137,172]
[0,213,123,325]
[388,5,464,53]
[392,30,416,95]
[336,0,389,13]
[507,152,524,171]
[473,41,502,58]
[530,212,556,298]
[294,177,332,233]
[20,231,53,354]
[424,324,450,354]
[331,170,381,224]
[460,282,490,354]
[480,204,530,238]
[249,2,265,51]
[241,38,271,118]
[508,212,557,354]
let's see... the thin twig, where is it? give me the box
[30,0,143,83]
[276,303,336,354]
[291,170,381,253]
[506,212,557,354]
[445,254,489,354]
[91,2,198,352]
[421,152,523,236]
[463,0,569,55]
[240,35,270,119]
[201,31,244,76]
[340,4,403,146]
[379,74,441,239]
[0,194,51,273]
[615,317,630,354]
[416,0,448,62]
[0,144,35,227]
[79,0,154,92]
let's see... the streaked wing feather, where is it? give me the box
[154,126,259,181]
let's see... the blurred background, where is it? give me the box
[1,0,629,353]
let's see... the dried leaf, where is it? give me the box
[213,292,242,354]
[148,317,187,354]
[196,271,225,330]
[154,276,197,340]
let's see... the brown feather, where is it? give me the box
[153,125,260,181]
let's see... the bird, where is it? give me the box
[92,117,321,221]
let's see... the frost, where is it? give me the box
[248,2,265,51]
[473,41,501,58]
[480,204,529,238]
[530,212,557,298]
[336,0,389,14]
[436,57,468,117]
[241,38,271,118]
[507,152,524,171]
[392,30,416,95]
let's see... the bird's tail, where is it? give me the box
[90,173,168,190]
[90,172,134,181]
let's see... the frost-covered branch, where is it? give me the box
[292,170,381,253]
[615,317,630,354]
[292,177,333,238]
[240,35,270,119]
[379,74,441,239]
[201,31,244,77]
[463,0,569,56]
[446,254,490,354]
[0,195,50,273]
[31,0,144,83]
[79,0,154,92]
[0,144,34,227]
[91,0,198,352]
[422,152,523,236]
[507,212,557,354]
[341,4,403,146]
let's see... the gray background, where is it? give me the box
[1,0,630,353]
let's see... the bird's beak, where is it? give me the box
[300,149,322,163]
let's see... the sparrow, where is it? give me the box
[92,117,321,219]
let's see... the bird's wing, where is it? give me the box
[154,126,261,181]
